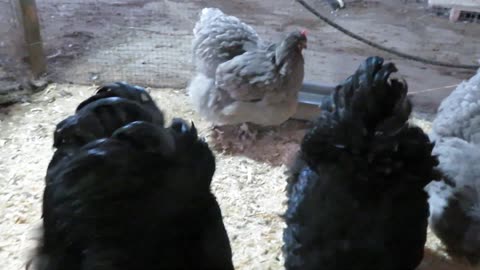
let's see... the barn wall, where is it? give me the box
[428,0,480,8]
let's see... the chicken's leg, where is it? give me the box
[209,123,257,152]
[237,123,257,143]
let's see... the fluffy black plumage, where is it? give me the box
[53,82,164,148]
[30,82,234,270]
[283,57,441,270]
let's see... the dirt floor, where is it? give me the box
[1,83,479,270]
[2,0,479,110]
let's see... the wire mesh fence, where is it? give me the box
[32,0,326,89]
[1,0,479,111]
[33,0,196,88]
[0,0,26,82]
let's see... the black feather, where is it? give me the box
[30,82,233,270]
[283,57,439,270]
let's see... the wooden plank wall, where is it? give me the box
[428,0,480,8]
[429,0,480,22]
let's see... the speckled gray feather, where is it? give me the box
[189,8,306,126]
[192,8,261,78]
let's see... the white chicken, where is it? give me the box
[430,71,480,144]
[426,70,480,264]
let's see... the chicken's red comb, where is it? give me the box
[301,29,308,36]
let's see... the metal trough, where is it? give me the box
[292,81,336,121]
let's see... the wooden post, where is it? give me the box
[18,0,46,78]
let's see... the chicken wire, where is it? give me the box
[4,0,480,111]
[0,0,26,83]
[34,0,195,88]
[35,0,337,87]
[33,0,346,89]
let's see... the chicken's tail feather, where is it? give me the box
[193,8,225,37]
[187,73,216,117]
[302,56,439,189]
[200,7,224,21]
[52,82,165,161]
[78,82,146,110]
[75,81,164,124]
[334,56,412,134]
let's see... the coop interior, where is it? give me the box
[1,0,480,269]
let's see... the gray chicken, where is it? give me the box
[188,8,307,148]
[426,70,480,264]
[192,7,262,79]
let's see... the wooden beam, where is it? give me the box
[449,8,462,22]
[19,0,46,78]
[428,0,480,13]
[429,0,480,8]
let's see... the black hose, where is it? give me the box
[296,0,480,70]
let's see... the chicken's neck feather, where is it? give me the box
[275,40,303,71]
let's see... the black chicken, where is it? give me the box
[47,82,165,172]
[30,82,234,270]
[283,57,441,270]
